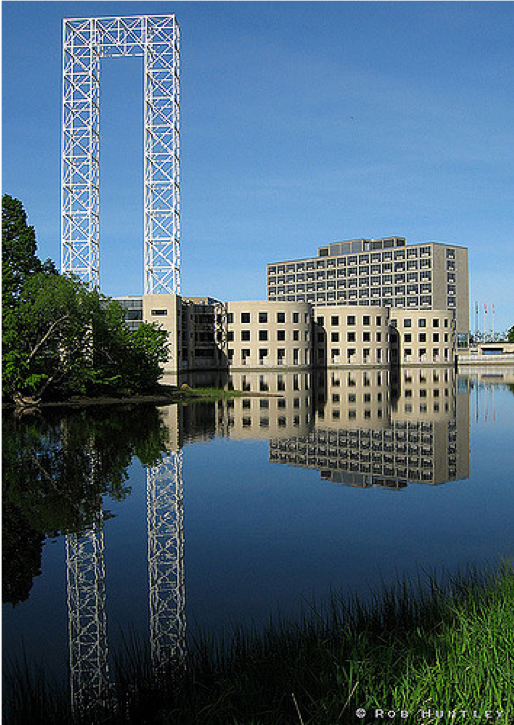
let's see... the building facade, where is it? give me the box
[117,294,456,376]
[266,237,469,340]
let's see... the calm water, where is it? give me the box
[3,367,514,710]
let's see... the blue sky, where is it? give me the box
[3,2,513,332]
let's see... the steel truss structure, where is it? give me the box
[147,451,186,674]
[61,14,181,293]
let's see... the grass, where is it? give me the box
[4,562,514,724]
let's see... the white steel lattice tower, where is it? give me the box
[147,450,186,674]
[61,15,181,293]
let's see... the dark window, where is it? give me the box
[241,330,250,341]
[277,330,286,341]
[259,330,268,341]
[347,315,356,325]
[259,312,268,323]
[331,315,339,326]
[241,312,250,323]
[227,313,234,323]
[331,332,339,342]
[293,312,299,323]
[151,309,167,316]
[227,331,234,341]
[363,315,370,325]
[277,312,286,323]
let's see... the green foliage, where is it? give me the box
[5,563,514,723]
[2,195,170,402]
[508,326,514,343]
[2,194,56,310]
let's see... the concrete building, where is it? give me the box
[267,236,469,341]
[117,294,456,376]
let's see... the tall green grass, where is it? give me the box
[5,562,514,724]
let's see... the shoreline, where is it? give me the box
[2,385,284,411]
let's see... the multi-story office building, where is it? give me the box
[117,294,456,375]
[267,236,469,340]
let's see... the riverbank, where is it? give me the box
[2,384,249,411]
[5,562,513,724]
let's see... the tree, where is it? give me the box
[508,326,514,343]
[3,272,100,400]
[2,194,56,309]
[2,195,170,402]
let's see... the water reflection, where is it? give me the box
[3,368,477,716]
[214,367,469,488]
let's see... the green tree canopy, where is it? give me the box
[2,195,170,402]
[2,194,56,309]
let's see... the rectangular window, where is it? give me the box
[347,315,356,325]
[331,315,339,326]
[277,312,285,323]
[347,331,356,342]
[363,315,370,325]
[418,318,426,328]
[363,332,371,342]
[227,331,234,341]
[293,312,299,323]
[259,312,268,323]
[277,329,286,341]
[419,333,427,342]
[331,332,339,342]
[293,330,299,341]
[376,316,382,326]
[241,312,250,323]
[241,330,250,341]
[259,330,268,341]
[151,309,167,316]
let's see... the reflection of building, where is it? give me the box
[258,369,469,489]
[173,369,470,490]
[167,372,468,490]
[267,237,469,340]
[215,371,313,439]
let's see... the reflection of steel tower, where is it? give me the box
[66,521,109,714]
[147,450,186,674]
[61,14,181,293]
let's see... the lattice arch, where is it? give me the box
[61,15,180,293]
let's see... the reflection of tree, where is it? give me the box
[2,405,170,606]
